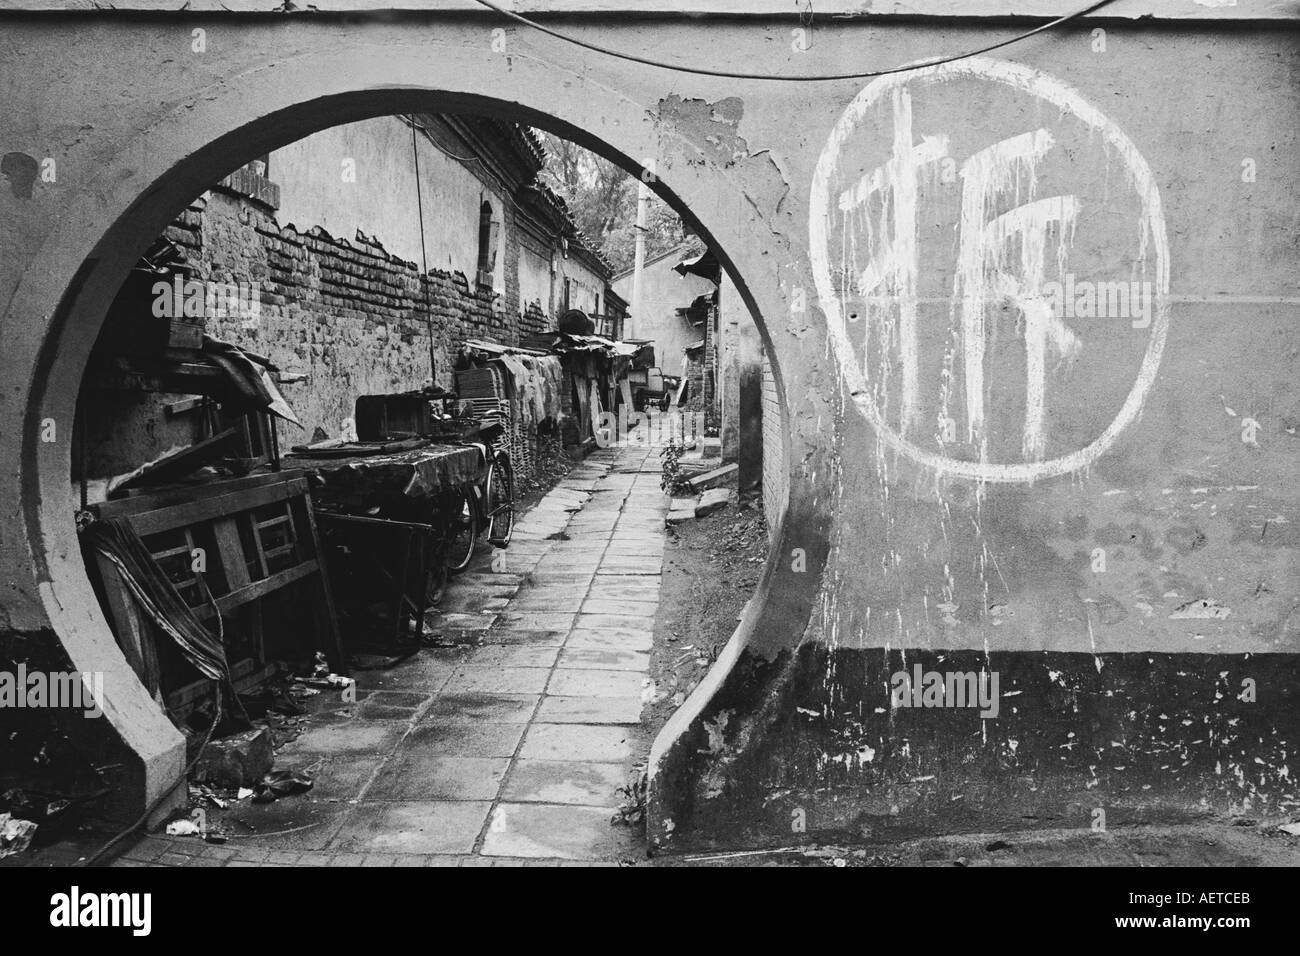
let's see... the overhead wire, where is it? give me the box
[411,118,439,381]
[467,0,1120,82]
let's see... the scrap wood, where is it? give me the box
[107,428,239,496]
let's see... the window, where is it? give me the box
[476,199,499,285]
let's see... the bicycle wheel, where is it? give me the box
[484,451,514,547]
[425,547,449,606]
[444,487,479,574]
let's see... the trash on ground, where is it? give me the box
[0,813,38,858]
[252,770,314,804]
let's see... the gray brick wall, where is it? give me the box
[83,186,557,483]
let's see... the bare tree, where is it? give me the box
[534,131,697,274]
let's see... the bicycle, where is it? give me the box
[439,426,514,577]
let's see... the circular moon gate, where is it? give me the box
[809,57,1170,484]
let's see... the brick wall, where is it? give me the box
[174,189,520,445]
[84,185,560,484]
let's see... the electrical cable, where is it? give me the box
[468,0,1119,82]
[411,119,439,382]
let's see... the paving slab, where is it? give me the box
[368,755,509,801]
[299,754,386,801]
[501,760,627,806]
[480,803,635,860]
[440,665,552,696]
[519,723,634,762]
[581,598,659,617]
[356,690,432,720]
[565,629,653,653]
[507,589,591,612]
[454,645,560,669]
[351,655,457,692]
[596,563,661,576]
[210,799,349,851]
[455,572,526,588]
[334,802,491,855]
[421,693,539,724]
[548,668,648,699]
[278,721,407,759]
[403,720,526,757]
[482,628,570,647]
[535,696,644,725]
[558,647,651,672]
[493,611,580,631]
[576,613,657,632]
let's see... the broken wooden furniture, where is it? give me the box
[87,470,344,718]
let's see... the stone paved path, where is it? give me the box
[111,446,666,867]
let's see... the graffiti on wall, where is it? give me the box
[810,58,1170,483]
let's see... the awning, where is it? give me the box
[462,338,548,358]
[673,248,720,282]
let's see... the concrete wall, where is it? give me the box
[3,8,1300,847]
[718,271,763,485]
[612,248,715,375]
[517,239,554,316]
[557,251,606,317]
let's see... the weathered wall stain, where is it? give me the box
[1,152,37,199]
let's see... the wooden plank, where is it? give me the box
[299,494,347,675]
[94,469,308,519]
[164,396,205,418]
[93,551,163,698]
[111,477,309,537]
[111,428,239,495]
[192,561,319,618]
[211,517,252,591]
[165,659,280,714]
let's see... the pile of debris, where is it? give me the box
[666,462,738,525]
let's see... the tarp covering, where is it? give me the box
[284,443,484,504]
[614,340,656,369]
[493,354,565,430]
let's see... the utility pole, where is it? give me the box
[628,179,650,341]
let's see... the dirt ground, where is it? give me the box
[646,480,767,740]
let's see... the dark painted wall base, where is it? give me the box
[659,644,1300,852]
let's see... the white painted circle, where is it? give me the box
[809,57,1169,483]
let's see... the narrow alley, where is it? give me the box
[111,446,666,867]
